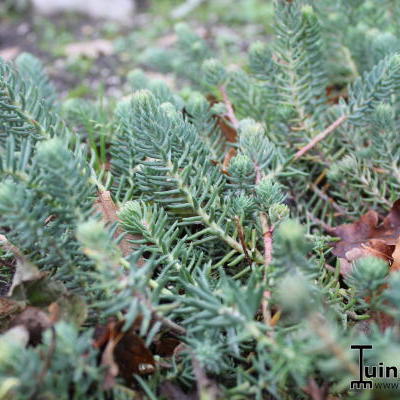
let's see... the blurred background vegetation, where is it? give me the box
[0,0,274,100]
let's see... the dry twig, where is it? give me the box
[294,115,348,160]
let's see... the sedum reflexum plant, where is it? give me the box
[2,1,400,399]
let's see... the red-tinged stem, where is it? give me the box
[302,378,328,400]
[262,227,273,267]
[294,115,348,160]
[191,354,219,400]
[262,290,272,326]
[255,166,273,268]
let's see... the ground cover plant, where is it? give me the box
[2,0,400,399]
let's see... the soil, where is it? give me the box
[0,12,131,97]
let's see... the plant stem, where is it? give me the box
[191,353,219,400]
[309,313,359,376]
[255,166,273,269]
[294,115,348,160]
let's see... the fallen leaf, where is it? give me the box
[0,235,45,298]
[218,117,238,142]
[154,335,181,357]
[101,329,120,390]
[391,237,400,272]
[221,147,236,174]
[95,190,144,263]
[94,319,155,389]
[332,202,400,330]
[206,94,237,142]
[332,200,400,274]
[0,298,24,316]
[326,84,348,105]
[14,274,66,306]
[93,322,112,349]
[9,307,52,346]
[114,327,155,380]
[173,342,187,358]
[0,298,25,331]
[49,293,87,327]
[332,210,380,258]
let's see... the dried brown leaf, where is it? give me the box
[49,294,87,327]
[221,147,237,174]
[95,190,144,264]
[206,94,237,143]
[0,298,25,318]
[0,235,52,299]
[101,327,120,390]
[0,298,25,331]
[94,320,155,389]
[391,237,400,272]
[9,307,52,346]
[154,335,181,357]
[332,200,400,273]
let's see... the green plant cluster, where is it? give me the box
[1,1,400,399]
